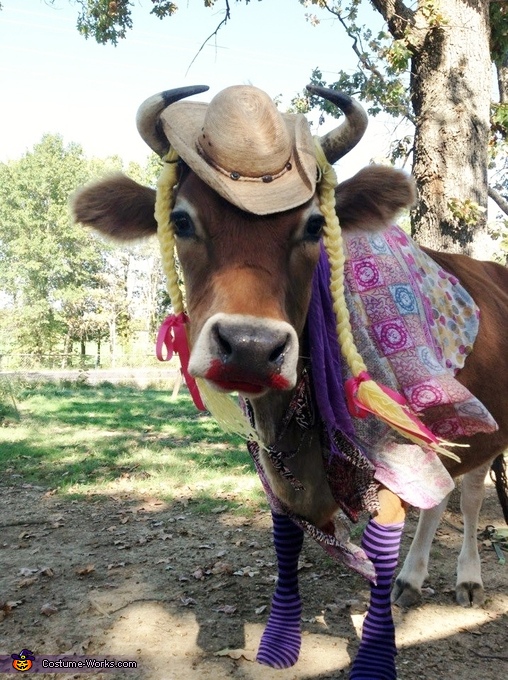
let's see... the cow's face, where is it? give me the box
[172,171,324,397]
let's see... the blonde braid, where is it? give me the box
[155,149,184,314]
[314,138,460,460]
[314,140,368,379]
[154,149,261,444]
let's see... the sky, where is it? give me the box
[0,0,399,173]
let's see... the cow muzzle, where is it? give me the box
[188,313,299,396]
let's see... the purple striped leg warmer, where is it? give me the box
[350,519,404,680]
[256,512,304,668]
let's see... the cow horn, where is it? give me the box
[136,85,210,157]
[306,84,368,164]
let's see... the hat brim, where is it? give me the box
[159,102,317,216]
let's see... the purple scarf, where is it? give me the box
[307,244,356,442]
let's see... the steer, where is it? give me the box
[72,84,508,679]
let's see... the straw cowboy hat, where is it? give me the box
[137,83,368,215]
[157,85,318,215]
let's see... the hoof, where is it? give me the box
[391,579,422,608]
[456,581,485,608]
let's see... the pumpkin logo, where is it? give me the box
[11,649,35,672]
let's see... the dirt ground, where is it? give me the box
[0,481,506,680]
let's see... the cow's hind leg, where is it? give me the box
[350,488,405,680]
[392,462,489,608]
[256,512,304,668]
[455,462,490,607]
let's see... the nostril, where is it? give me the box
[213,324,233,359]
[268,336,289,366]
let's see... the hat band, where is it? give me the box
[196,141,293,184]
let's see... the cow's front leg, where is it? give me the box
[256,511,304,668]
[391,493,449,608]
[350,488,406,680]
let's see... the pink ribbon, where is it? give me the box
[345,370,441,446]
[156,313,206,411]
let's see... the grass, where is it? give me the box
[0,377,267,513]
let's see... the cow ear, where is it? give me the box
[71,173,157,240]
[335,166,416,231]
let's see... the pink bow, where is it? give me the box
[156,313,205,411]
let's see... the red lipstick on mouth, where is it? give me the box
[204,360,289,394]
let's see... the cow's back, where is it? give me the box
[424,248,508,473]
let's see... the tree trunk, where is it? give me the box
[109,317,116,368]
[410,0,492,257]
[96,333,101,369]
[497,52,508,104]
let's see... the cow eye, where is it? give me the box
[171,211,196,238]
[303,215,325,241]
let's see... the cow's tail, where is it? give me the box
[490,453,508,524]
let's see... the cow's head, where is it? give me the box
[72,84,414,401]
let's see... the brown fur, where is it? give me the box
[71,165,416,240]
[71,173,157,241]
[173,173,320,345]
[421,248,508,477]
[336,165,416,231]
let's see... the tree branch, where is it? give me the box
[369,0,415,41]
[185,0,231,75]
[489,185,508,217]
[322,3,386,83]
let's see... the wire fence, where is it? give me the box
[0,352,164,371]
[0,353,182,391]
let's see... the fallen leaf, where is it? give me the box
[180,597,196,607]
[215,648,255,661]
[215,604,237,615]
[211,561,233,575]
[40,567,55,578]
[6,600,23,609]
[211,505,228,514]
[17,576,39,588]
[234,567,259,578]
[18,567,38,577]
[41,602,59,616]
[298,560,314,570]
[18,530,33,540]
[75,564,95,576]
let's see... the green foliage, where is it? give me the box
[490,219,508,264]
[418,0,448,29]
[0,135,106,355]
[447,198,487,229]
[384,38,411,73]
[0,375,20,422]
[73,0,134,45]
[293,1,413,122]
[492,102,508,141]
[0,137,169,365]
[490,0,508,66]
[150,0,179,21]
